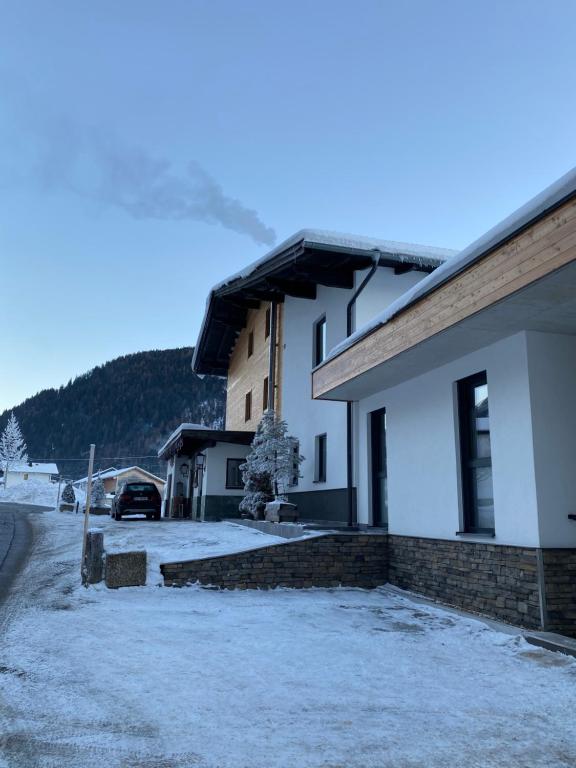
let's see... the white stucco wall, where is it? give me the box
[356,332,542,547]
[202,443,250,496]
[282,268,430,495]
[526,331,576,548]
[5,471,53,486]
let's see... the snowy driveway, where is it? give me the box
[1,509,576,767]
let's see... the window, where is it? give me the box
[245,391,252,422]
[313,315,327,367]
[247,331,254,358]
[290,441,300,487]
[226,458,244,490]
[265,307,271,339]
[314,434,327,482]
[458,371,495,534]
[263,376,269,411]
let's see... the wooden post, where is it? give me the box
[81,444,96,585]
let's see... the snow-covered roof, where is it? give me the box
[8,462,59,475]
[212,228,457,293]
[75,465,165,485]
[157,423,211,458]
[193,228,457,375]
[325,166,576,364]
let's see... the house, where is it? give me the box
[1,462,59,486]
[74,466,166,495]
[160,229,455,521]
[312,166,576,636]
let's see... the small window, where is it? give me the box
[226,458,244,490]
[458,371,495,533]
[314,434,327,483]
[247,331,254,358]
[265,307,271,339]
[263,376,269,411]
[313,315,327,367]
[245,391,252,422]
[23,473,29,481]
[290,441,300,487]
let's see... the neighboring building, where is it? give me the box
[1,462,59,486]
[312,166,576,635]
[74,466,166,495]
[161,229,455,522]
[158,424,254,519]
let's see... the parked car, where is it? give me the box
[110,481,162,521]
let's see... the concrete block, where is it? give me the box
[105,550,147,589]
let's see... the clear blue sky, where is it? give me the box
[1,0,575,412]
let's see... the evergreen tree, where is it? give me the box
[0,413,28,489]
[239,410,304,517]
[91,476,106,508]
[61,482,75,504]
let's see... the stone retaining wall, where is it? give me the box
[542,549,576,636]
[161,533,388,590]
[387,535,542,629]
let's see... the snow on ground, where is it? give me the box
[1,510,576,767]
[0,479,85,508]
[78,509,288,583]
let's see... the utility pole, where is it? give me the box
[81,444,96,584]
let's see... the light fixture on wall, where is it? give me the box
[195,454,206,471]
[180,463,190,478]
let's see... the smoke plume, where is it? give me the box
[32,119,277,246]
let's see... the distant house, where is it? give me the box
[1,462,59,486]
[74,466,166,495]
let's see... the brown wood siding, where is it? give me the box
[313,197,576,398]
[226,302,283,430]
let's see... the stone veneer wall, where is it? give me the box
[388,535,542,629]
[541,549,576,636]
[161,533,388,590]
[160,530,576,637]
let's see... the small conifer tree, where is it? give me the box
[91,476,106,508]
[61,482,75,504]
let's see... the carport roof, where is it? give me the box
[158,424,254,460]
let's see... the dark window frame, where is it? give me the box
[225,458,244,490]
[314,433,327,483]
[290,440,300,487]
[263,376,269,411]
[244,391,252,422]
[265,307,271,339]
[313,314,327,367]
[457,370,495,535]
[247,330,254,358]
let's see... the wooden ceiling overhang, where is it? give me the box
[159,429,255,461]
[193,241,438,376]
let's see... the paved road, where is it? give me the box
[0,503,48,607]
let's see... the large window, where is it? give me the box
[370,408,387,528]
[313,315,327,367]
[458,371,495,534]
[314,433,327,483]
[226,458,244,490]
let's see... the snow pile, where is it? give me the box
[1,508,575,768]
[0,479,60,508]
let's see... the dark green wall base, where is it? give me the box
[286,488,354,523]
[201,495,244,520]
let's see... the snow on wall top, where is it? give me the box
[324,165,576,365]
[212,228,457,294]
[157,423,211,458]
[8,462,59,475]
[75,465,166,485]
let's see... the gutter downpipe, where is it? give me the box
[345,253,380,528]
[268,300,278,411]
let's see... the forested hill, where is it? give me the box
[0,348,226,480]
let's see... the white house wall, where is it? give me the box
[282,268,429,496]
[356,332,541,547]
[526,331,576,548]
[202,443,250,496]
